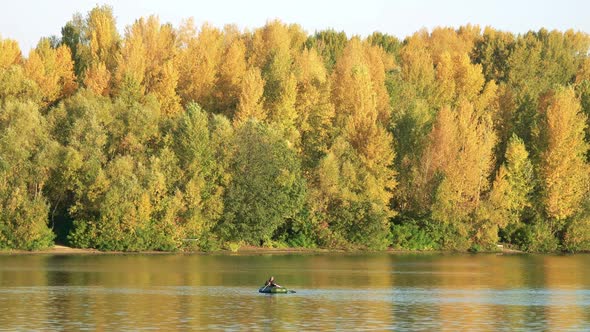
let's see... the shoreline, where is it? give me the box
[0,244,528,255]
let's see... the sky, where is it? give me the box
[1,0,589,55]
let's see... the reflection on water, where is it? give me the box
[0,253,589,331]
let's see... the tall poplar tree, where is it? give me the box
[24,39,77,106]
[235,67,266,125]
[539,87,589,231]
[488,134,534,243]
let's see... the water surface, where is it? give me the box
[1,253,589,331]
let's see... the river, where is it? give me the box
[0,252,589,331]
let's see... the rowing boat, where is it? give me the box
[258,286,295,294]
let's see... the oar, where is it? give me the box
[260,284,269,292]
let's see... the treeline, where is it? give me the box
[1,6,590,252]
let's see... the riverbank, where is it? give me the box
[0,244,526,255]
[0,245,346,255]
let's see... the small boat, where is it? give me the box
[258,286,296,294]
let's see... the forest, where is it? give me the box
[1,6,590,252]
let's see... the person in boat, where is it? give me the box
[264,276,281,288]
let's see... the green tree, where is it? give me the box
[46,91,112,245]
[366,32,401,58]
[0,66,42,105]
[305,29,348,71]
[172,103,225,244]
[218,120,306,245]
[69,155,184,251]
[313,136,393,249]
[488,135,534,244]
[0,102,56,249]
[507,30,589,145]
[61,6,120,95]
[472,27,515,82]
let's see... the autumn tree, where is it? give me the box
[61,6,120,95]
[427,26,480,65]
[294,47,335,170]
[0,37,22,69]
[0,38,42,104]
[85,6,120,71]
[249,20,306,138]
[331,38,394,126]
[487,134,534,244]
[538,87,588,232]
[506,30,589,145]
[24,39,77,106]
[176,21,223,111]
[115,16,181,115]
[397,31,437,102]
[311,38,396,249]
[234,67,266,124]
[426,101,496,249]
[2,7,590,253]
[214,25,248,117]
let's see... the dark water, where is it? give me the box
[0,252,589,331]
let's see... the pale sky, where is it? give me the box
[1,0,589,55]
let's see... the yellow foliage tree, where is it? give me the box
[249,20,306,134]
[77,5,120,95]
[152,60,181,116]
[86,5,120,71]
[214,26,247,117]
[486,134,534,245]
[294,48,335,167]
[115,20,147,94]
[315,38,397,246]
[331,38,393,126]
[0,37,22,69]
[363,41,395,124]
[84,62,111,96]
[540,87,589,226]
[426,101,497,248]
[235,67,266,124]
[428,26,481,64]
[177,22,223,110]
[249,20,305,69]
[114,16,180,114]
[434,52,486,107]
[24,40,77,105]
[399,31,436,100]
